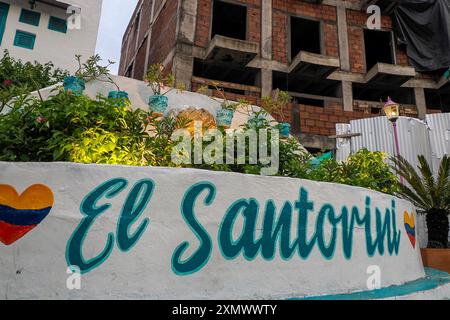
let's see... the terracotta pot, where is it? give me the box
[421,248,450,273]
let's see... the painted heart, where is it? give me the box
[0,184,54,246]
[404,211,416,249]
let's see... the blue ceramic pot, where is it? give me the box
[279,122,291,138]
[148,95,168,115]
[216,109,234,127]
[108,91,129,106]
[108,90,129,99]
[63,76,85,96]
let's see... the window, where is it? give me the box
[290,17,321,59]
[0,2,9,46]
[14,30,36,50]
[48,16,67,33]
[211,0,247,41]
[364,29,395,71]
[19,9,40,26]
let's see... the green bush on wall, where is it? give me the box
[0,87,399,195]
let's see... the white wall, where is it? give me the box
[0,162,425,299]
[0,0,102,72]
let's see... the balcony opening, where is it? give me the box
[425,90,450,112]
[353,84,415,105]
[290,17,321,60]
[273,71,340,107]
[193,58,259,87]
[211,0,247,41]
[364,29,395,71]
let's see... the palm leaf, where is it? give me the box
[392,155,450,212]
[392,156,432,207]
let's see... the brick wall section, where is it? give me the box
[195,0,212,48]
[119,35,130,75]
[272,1,337,64]
[134,37,149,81]
[272,10,287,63]
[191,82,260,106]
[148,0,178,69]
[271,102,377,136]
[138,0,153,45]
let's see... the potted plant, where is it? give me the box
[64,55,117,97]
[145,64,184,116]
[261,90,292,138]
[392,155,450,273]
[108,90,129,106]
[197,84,241,128]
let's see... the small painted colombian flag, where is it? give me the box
[404,211,416,249]
[0,184,53,245]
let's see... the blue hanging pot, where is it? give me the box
[148,94,168,115]
[279,122,291,138]
[216,109,234,128]
[108,90,129,106]
[63,76,85,96]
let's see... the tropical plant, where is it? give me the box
[392,155,450,248]
[261,90,292,123]
[197,84,242,111]
[145,63,185,95]
[73,54,119,89]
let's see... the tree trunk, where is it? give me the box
[426,209,449,248]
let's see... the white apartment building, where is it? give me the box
[0,0,102,72]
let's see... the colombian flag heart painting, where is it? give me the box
[404,211,416,249]
[0,184,54,246]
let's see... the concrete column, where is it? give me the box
[172,0,198,90]
[414,87,427,120]
[342,81,353,112]
[172,53,194,91]
[336,3,350,72]
[261,69,273,97]
[260,0,273,97]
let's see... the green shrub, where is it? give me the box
[308,149,399,194]
[0,86,398,195]
[0,50,67,113]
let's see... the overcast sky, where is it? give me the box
[95,0,139,75]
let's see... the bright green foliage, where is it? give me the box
[0,87,399,195]
[0,50,67,90]
[309,149,399,195]
[60,128,150,166]
[0,50,67,112]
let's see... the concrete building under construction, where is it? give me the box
[119,0,450,151]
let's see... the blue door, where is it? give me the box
[0,2,9,46]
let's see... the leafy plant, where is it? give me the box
[392,155,450,248]
[74,54,119,89]
[0,50,67,112]
[145,63,185,95]
[308,149,399,195]
[261,90,292,123]
[196,83,243,112]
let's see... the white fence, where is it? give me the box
[336,113,450,247]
